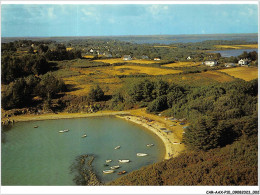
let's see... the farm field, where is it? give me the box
[162,61,202,68]
[218,67,258,81]
[214,44,258,50]
[94,58,164,64]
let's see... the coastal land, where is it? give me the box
[2,109,185,160]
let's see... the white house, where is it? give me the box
[89,49,94,53]
[154,58,161,61]
[123,55,132,61]
[238,58,250,66]
[225,63,236,67]
[187,56,191,60]
[204,60,218,67]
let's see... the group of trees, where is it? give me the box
[44,44,82,61]
[2,74,66,110]
[110,78,257,152]
[1,54,51,84]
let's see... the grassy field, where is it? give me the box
[162,61,202,68]
[218,67,258,81]
[82,55,95,59]
[166,70,235,87]
[94,58,164,64]
[214,44,258,50]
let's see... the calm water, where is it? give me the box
[208,49,258,57]
[1,117,164,185]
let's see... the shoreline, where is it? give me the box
[116,114,184,160]
[2,109,185,160]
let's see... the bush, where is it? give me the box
[88,85,105,102]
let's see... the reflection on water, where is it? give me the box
[1,117,164,185]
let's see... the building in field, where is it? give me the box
[154,57,161,61]
[123,55,132,61]
[204,60,218,67]
[187,56,191,60]
[238,58,250,66]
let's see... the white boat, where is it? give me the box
[63,129,69,132]
[146,144,154,147]
[137,153,148,157]
[118,160,130,163]
[59,129,69,133]
[110,165,120,170]
[106,160,112,163]
[114,146,121,149]
[81,134,87,138]
[103,170,115,174]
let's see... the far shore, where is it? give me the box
[2,109,185,160]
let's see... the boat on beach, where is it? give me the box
[110,165,120,170]
[118,160,130,163]
[118,170,127,175]
[146,144,154,147]
[103,170,115,174]
[106,160,112,163]
[137,153,148,157]
[114,146,121,149]
[81,134,87,138]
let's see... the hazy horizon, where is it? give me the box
[1,32,258,39]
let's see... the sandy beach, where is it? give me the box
[2,109,185,160]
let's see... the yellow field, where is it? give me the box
[94,58,163,64]
[66,47,73,51]
[214,44,258,50]
[153,45,176,48]
[162,61,202,68]
[113,65,182,75]
[218,67,258,81]
[82,55,95,59]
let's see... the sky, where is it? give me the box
[1,3,258,37]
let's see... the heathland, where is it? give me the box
[1,37,258,185]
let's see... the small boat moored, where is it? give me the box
[81,134,87,138]
[137,153,148,157]
[114,146,121,150]
[146,144,154,147]
[110,165,120,170]
[34,126,38,128]
[106,160,112,163]
[118,160,130,163]
[103,170,115,174]
[118,170,127,175]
